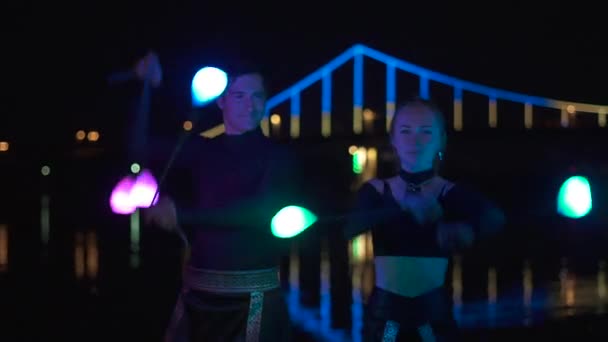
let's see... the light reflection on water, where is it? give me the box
[341,231,608,333]
[0,223,7,272]
[129,209,141,269]
[0,198,607,341]
[283,230,608,341]
[41,194,50,245]
[74,230,99,281]
[2,218,608,314]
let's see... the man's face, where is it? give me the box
[217,73,267,134]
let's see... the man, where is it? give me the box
[131,53,304,341]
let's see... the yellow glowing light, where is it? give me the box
[200,124,225,139]
[75,130,86,141]
[363,108,375,121]
[566,105,576,114]
[183,120,193,131]
[270,114,281,125]
[87,131,100,142]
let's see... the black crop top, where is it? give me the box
[343,180,504,257]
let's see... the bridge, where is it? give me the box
[247,43,606,139]
[195,44,608,224]
[247,45,608,342]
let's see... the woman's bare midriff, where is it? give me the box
[374,255,448,297]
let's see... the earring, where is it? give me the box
[438,151,443,161]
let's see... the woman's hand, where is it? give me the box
[436,222,475,250]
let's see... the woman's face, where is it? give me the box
[390,103,444,172]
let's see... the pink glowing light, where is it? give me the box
[109,169,159,215]
[109,176,137,214]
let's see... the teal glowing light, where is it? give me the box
[557,175,592,219]
[191,66,228,107]
[271,205,318,238]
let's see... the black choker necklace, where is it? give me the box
[399,169,435,193]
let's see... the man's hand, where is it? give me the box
[134,51,162,88]
[143,196,178,231]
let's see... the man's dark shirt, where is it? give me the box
[144,127,302,271]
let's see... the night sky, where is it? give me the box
[3,2,606,151]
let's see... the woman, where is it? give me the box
[343,97,505,341]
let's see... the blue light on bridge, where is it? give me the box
[321,73,332,137]
[419,76,429,100]
[263,43,607,137]
[353,54,364,134]
[290,92,300,138]
[386,64,396,132]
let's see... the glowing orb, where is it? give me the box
[110,169,159,215]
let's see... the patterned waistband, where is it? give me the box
[183,266,280,294]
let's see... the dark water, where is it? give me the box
[1,192,608,341]
[2,130,608,341]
